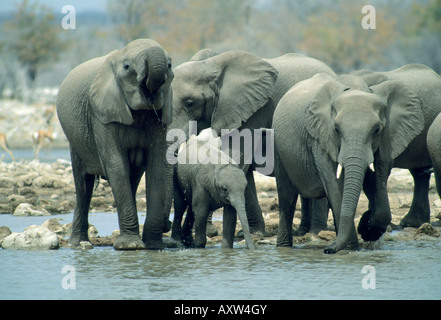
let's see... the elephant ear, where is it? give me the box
[89,51,134,125]
[370,80,424,161]
[207,51,278,133]
[306,79,349,162]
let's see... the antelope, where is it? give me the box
[0,133,15,162]
[32,121,54,160]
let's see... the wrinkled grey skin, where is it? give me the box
[56,39,174,250]
[350,65,441,231]
[427,114,441,202]
[172,131,255,249]
[273,72,424,253]
[170,49,336,236]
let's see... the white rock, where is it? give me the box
[1,225,59,250]
[13,203,50,216]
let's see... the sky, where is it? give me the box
[0,0,108,13]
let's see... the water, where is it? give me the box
[1,151,441,300]
[5,148,70,163]
[1,212,441,300]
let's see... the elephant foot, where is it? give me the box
[399,212,430,228]
[324,239,359,254]
[276,235,293,248]
[294,226,309,236]
[357,210,387,242]
[69,234,90,248]
[113,234,146,250]
[68,240,94,250]
[162,237,182,248]
[143,237,165,250]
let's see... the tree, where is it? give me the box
[296,1,397,73]
[2,0,66,87]
[409,0,441,72]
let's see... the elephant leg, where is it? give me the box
[193,203,210,248]
[297,197,329,235]
[171,179,187,241]
[182,205,195,247]
[206,211,218,237]
[400,167,432,227]
[69,149,95,247]
[296,197,312,236]
[222,205,237,249]
[244,170,266,235]
[310,198,330,234]
[142,128,173,250]
[275,161,298,247]
[108,163,145,250]
[358,159,392,242]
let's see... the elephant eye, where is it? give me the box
[123,63,130,70]
[221,186,228,193]
[185,100,194,109]
[334,125,341,135]
[373,126,381,137]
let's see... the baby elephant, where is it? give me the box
[172,129,255,249]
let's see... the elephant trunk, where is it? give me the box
[138,46,167,93]
[230,197,255,250]
[328,147,369,253]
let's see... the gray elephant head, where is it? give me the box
[305,73,424,252]
[171,50,278,134]
[307,75,423,171]
[89,38,174,126]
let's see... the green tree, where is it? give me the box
[2,0,66,87]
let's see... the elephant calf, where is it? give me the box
[172,129,255,249]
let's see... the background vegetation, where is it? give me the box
[0,0,440,99]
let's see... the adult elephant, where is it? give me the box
[273,73,424,253]
[170,49,336,235]
[57,39,174,250]
[352,64,441,234]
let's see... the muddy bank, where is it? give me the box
[1,159,441,249]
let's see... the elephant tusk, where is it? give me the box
[336,163,343,179]
[369,163,375,172]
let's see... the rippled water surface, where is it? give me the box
[2,212,441,300]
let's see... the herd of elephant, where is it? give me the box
[55,38,441,254]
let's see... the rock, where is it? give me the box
[7,194,26,203]
[397,195,412,209]
[88,225,98,238]
[2,225,59,250]
[0,226,12,242]
[317,230,336,241]
[0,176,15,188]
[434,199,441,208]
[13,203,50,216]
[33,175,67,188]
[42,218,65,234]
[80,241,94,250]
[415,223,440,238]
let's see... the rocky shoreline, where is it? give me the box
[1,159,441,250]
